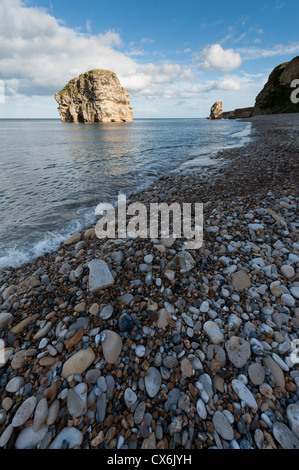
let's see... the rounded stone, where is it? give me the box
[145,367,161,398]
[5,376,25,393]
[101,330,122,364]
[273,422,299,449]
[281,265,295,279]
[49,427,83,449]
[196,398,207,420]
[286,404,299,439]
[134,401,146,425]
[99,304,114,320]
[12,396,37,427]
[180,358,193,377]
[225,336,251,368]
[67,383,87,417]
[212,411,234,441]
[0,312,13,329]
[124,388,137,408]
[290,286,299,299]
[203,321,224,345]
[281,294,295,307]
[231,379,258,411]
[61,348,95,378]
[248,363,265,385]
[135,345,146,358]
[15,425,48,449]
[33,399,48,432]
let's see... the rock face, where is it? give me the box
[252,56,299,115]
[209,101,223,119]
[54,69,133,123]
[211,55,299,118]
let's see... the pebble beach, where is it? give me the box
[0,113,298,450]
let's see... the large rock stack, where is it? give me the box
[54,69,133,123]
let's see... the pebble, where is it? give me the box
[231,270,251,290]
[99,304,114,320]
[212,411,234,441]
[33,399,48,432]
[135,345,146,357]
[12,396,37,427]
[0,121,298,450]
[67,383,87,417]
[273,422,299,449]
[15,425,48,449]
[286,404,299,438]
[145,367,161,398]
[101,330,122,364]
[281,265,295,279]
[6,376,25,393]
[62,348,95,378]
[231,379,258,412]
[225,336,251,368]
[49,427,83,449]
[203,321,224,345]
[88,259,115,292]
[134,402,146,425]
[196,398,207,420]
[248,363,265,385]
[124,388,137,408]
[263,356,285,389]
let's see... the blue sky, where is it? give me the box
[0,0,299,118]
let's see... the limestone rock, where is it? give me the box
[15,424,48,449]
[252,56,299,115]
[225,336,251,368]
[145,367,162,398]
[54,69,133,123]
[100,330,122,364]
[88,259,115,292]
[49,427,83,449]
[231,270,251,290]
[61,348,95,378]
[209,101,223,119]
[287,404,299,439]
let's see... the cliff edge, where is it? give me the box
[252,56,299,115]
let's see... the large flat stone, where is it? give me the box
[88,259,115,293]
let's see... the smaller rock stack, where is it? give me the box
[208,101,223,119]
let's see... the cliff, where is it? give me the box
[252,56,299,115]
[54,69,133,123]
[209,55,299,120]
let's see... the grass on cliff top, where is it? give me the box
[58,70,117,95]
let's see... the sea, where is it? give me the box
[0,118,252,269]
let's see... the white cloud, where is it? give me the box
[0,0,194,101]
[195,44,242,72]
[237,42,299,60]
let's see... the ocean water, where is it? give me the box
[0,118,252,269]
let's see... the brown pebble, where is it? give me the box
[43,382,57,401]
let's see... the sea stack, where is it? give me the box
[54,69,133,123]
[209,101,223,119]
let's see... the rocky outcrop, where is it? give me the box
[209,55,299,119]
[221,108,254,119]
[209,101,223,119]
[234,107,254,118]
[252,56,299,115]
[54,69,133,123]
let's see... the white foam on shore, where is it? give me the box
[0,208,95,269]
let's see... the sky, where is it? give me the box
[0,0,299,118]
